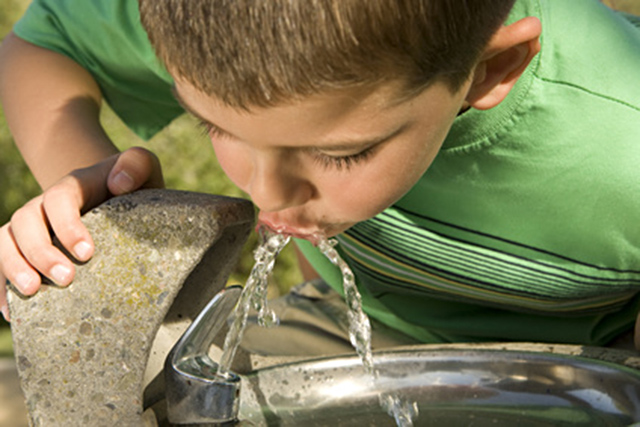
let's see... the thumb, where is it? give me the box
[107,147,164,196]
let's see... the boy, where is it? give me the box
[1,0,639,353]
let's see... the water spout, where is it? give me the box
[165,226,291,424]
[165,286,243,424]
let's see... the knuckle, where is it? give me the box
[10,197,42,224]
[130,146,159,165]
[43,177,79,203]
[19,246,50,271]
[129,145,152,156]
[9,210,27,230]
[3,231,50,275]
[52,221,85,248]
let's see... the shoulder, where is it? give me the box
[13,0,182,140]
[14,0,140,50]
[533,0,640,110]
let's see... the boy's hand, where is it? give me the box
[0,147,163,321]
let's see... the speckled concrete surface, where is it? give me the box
[8,190,254,426]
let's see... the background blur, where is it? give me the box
[1,0,639,355]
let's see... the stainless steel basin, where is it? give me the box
[238,348,640,426]
[163,286,640,426]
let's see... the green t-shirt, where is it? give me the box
[299,0,640,345]
[13,0,640,345]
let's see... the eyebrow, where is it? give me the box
[171,85,407,151]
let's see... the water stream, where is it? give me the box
[217,228,417,425]
[217,227,291,378]
[317,237,418,427]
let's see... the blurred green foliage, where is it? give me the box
[0,327,12,357]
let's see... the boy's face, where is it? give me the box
[174,78,471,240]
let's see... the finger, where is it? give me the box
[42,175,95,262]
[0,273,10,322]
[11,156,121,281]
[0,222,42,295]
[68,153,120,212]
[107,147,164,195]
[8,198,75,287]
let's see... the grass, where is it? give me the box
[0,328,12,358]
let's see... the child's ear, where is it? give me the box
[465,16,541,110]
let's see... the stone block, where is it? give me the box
[8,189,254,426]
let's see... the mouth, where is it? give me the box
[256,219,327,244]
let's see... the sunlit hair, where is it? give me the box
[139,0,516,109]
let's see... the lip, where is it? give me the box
[256,218,326,244]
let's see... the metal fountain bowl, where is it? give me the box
[166,286,640,426]
[238,347,640,426]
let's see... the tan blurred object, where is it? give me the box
[602,0,640,15]
[0,359,28,427]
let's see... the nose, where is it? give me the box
[247,152,313,213]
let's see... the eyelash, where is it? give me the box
[198,120,226,139]
[198,119,375,171]
[312,148,375,171]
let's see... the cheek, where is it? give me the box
[347,174,414,216]
[211,140,250,191]
[315,163,420,223]
[321,141,439,221]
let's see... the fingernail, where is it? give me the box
[50,264,72,286]
[111,171,134,193]
[74,241,92,260]
[0,305,9,322]
[14,272,35,293]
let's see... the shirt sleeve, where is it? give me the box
[13,0,184,140]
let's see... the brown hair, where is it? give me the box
[139,0,516,108]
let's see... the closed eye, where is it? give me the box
[197,119,228,139]
[199,117,377,171]
[312,146,376,171]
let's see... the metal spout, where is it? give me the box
[165,286,242,424]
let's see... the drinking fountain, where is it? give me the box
[165,285,640,426]
[8,188,640,426]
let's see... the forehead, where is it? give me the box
[175,78,409,110]
[173,79,429,128]
[172,76,462,149]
